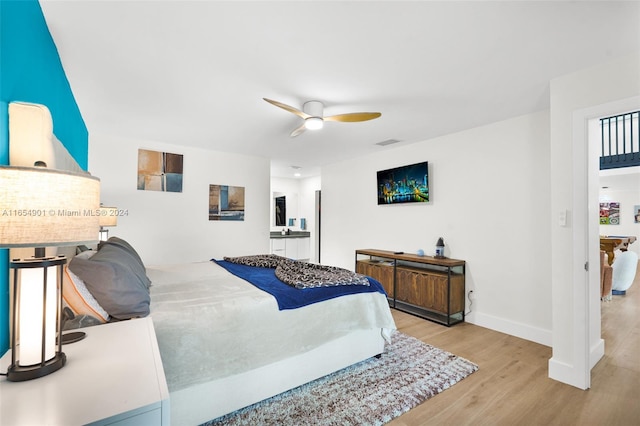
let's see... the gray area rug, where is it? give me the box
[203,331,478,426]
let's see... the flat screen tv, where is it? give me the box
[377,161,429,205]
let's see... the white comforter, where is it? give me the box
[147,261,396,392]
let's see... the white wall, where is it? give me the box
[549,51,640,388]
[321,110,552,345]
[89,133,271,265]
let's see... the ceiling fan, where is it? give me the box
[263,98,381,137]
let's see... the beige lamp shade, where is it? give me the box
[99,206,118,227]
[0,165,101,247]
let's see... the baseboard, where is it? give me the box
[467,312,599,389]
[466,311,552,347]
[546,338,603,389]
[590,338,605,369]
[548,357,589,390]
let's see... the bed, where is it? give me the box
[9,101,396,425]
[147,258,396,425]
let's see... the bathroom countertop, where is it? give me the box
[270,231,310,239]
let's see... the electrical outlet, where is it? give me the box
[559,209,568,227]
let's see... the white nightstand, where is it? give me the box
[0,317,169,426]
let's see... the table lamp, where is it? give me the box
[99,206,118,241]
[0,165,100,381]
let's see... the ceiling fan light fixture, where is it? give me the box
[304,116,324,130]
[263,98,381,137]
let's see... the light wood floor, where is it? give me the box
[389,264,640,426]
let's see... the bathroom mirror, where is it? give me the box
[272,191,298,228]
[275,195,286,226]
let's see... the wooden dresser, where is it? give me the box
[356,249,466,326]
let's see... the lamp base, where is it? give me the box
[61,331,86,344]
[6,352,66,382]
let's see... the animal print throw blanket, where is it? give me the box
[223,254,370,289]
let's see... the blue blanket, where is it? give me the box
[213,259,387,310]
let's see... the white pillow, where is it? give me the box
[62,251,109,322]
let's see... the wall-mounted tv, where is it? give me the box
[377,161,429,205]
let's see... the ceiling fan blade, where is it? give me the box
[323,112,381,122]
[290,123,307,137]
[263,98,310,119]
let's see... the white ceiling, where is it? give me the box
[40,1,640,179]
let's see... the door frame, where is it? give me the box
[571,95,640,388]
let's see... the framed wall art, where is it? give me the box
[599,202,620,225]
[137,149,183,192]
[209,184,245,221]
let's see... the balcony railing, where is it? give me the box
[600,110,640,170]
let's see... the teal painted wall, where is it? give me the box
[0,99,7,355]
[0,0,88,354]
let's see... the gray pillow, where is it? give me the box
[69,238,151,320]
[104,236,146,270]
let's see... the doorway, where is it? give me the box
[576,96,640,388]
[315,190,321,263]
